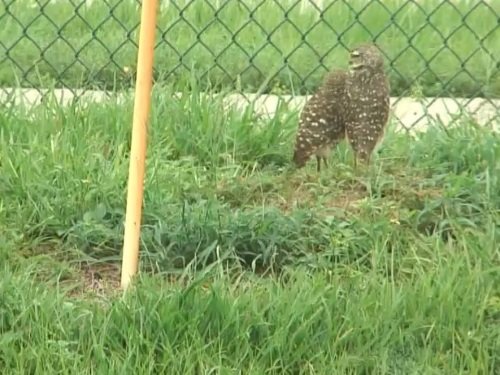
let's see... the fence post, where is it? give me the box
[120,0,159,290]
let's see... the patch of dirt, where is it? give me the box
[18,241,124,300]
[275,174,369,214]
[323,188,368,211]
[65,261,122,300]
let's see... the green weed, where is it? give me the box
[0,85,499,372]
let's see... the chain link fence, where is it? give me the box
[1,0,499,131]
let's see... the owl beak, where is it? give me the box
[349,50,363,70]
[349,62,364,70]
[349,59,363,70]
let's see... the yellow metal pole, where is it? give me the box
[120,0,158,290]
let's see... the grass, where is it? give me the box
[1,82,499,373]
[1,0,500,97]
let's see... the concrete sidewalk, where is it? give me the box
[1,87,498,133]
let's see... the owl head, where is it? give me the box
[348,43,385,73]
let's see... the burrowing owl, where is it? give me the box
[344,43,390,166]
[292,69,348,171]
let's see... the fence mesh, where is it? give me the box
[1,0,499,131]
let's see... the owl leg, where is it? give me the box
[346,134,358,170]
[358,150,371,165]
[316,155,322,172]
[353,150,371,172]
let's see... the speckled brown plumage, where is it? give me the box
[292,69,348,171]
[292,43,390,171]
[344,43,391,166]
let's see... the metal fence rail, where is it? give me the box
[1,0,499,131]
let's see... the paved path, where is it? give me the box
[1,88,498,134]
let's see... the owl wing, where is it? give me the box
[296,91,344,150]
